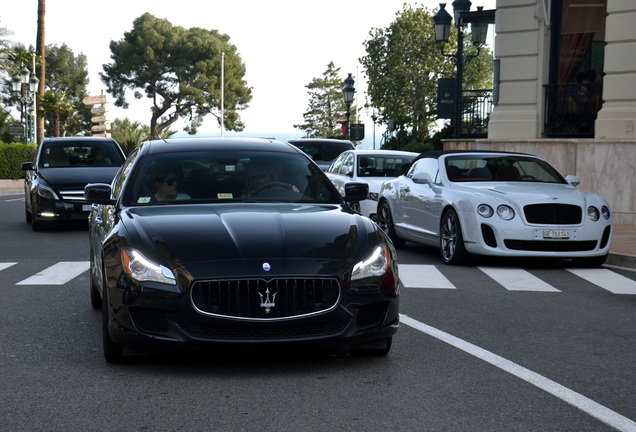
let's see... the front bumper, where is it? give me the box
[105,274,399,351]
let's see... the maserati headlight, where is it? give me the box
[122,249,176,285]
[36,184,60,200]
[352,244,390,281]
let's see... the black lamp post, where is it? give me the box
[11,66,39,143]
[433,1,491,139]
[343,73,355,140]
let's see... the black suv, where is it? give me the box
[287,138,355,171]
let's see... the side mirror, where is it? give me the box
[85,183,116,205]
[565,175,580,187]
[21,161,34,171]
[343,182,369,202]
[412,172,442,194]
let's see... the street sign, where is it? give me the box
[350,123,365,141]
[91,106,107,114]
[91,124,111,132]
[437,78,456,119]
[92,132,111,138]
[91,115,109,123]
[9,123,24,137]
[83,95,108,105]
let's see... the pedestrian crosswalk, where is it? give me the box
[2,261,636,295]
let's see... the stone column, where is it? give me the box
[595,0,636,139]
[487,0,546,139]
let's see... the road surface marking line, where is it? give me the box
[566,268,636,295]
[400,314,636,432]
[16,261,90,285]
[399,264,455,289]
[478,267,561,292]
[0,262,18,272]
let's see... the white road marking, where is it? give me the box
[16,261,90,285]
[567,268,636,295]
[0,262,18,271]
[399,264,455,289]
[478,267,561,292]
[400,314,636,431]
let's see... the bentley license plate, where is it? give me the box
[543,229,570,239]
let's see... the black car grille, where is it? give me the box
[523,204,582,224]
[352,302,389,329]
[190,278,341,320]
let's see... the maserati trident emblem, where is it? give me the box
[262,262,271,271]
[259,287,277,314]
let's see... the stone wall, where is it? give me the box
[444,139,636,224]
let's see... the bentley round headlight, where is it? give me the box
[601,206,611,220]
[497,205,515,220]
[477,204,494,218]
[587,206,600,222]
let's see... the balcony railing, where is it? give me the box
[459,89,493,138]
[544,83,602,138]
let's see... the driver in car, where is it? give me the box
[245,159,299,195]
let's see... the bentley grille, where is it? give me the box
[191,277,341,320]
[523,204,582,225]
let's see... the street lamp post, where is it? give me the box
[433,1,492,139]
[364,100,378,150]
[11,66,39,143]
[343,74,355,141]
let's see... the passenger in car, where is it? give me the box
[145,162,191,201]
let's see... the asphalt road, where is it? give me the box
[1,194,635,432]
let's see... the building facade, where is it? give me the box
[447,0,636,224]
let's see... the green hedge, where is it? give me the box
[0,142,37,179]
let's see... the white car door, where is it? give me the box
[398,158,443,237]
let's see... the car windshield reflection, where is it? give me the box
[124,151,341,206]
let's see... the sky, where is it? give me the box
[3,0,496,148]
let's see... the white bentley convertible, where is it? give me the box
[377,150,612,266]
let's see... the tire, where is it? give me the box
[102,279,124,363]
[377,200,405,248]
[440,209,469,265]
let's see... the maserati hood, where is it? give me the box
[122,203,380,276]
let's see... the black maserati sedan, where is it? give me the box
[85,138,400,362]
[21,137,125,230]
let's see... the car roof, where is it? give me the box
[287,138,354,145]
[342,149,418,156]
[139,137,302,155]
[414,149,535,162]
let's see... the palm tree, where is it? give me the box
[36,0,46,143]
[0,19,13,74]
[40,89,72,137]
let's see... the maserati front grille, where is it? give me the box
[191,277,341,320]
